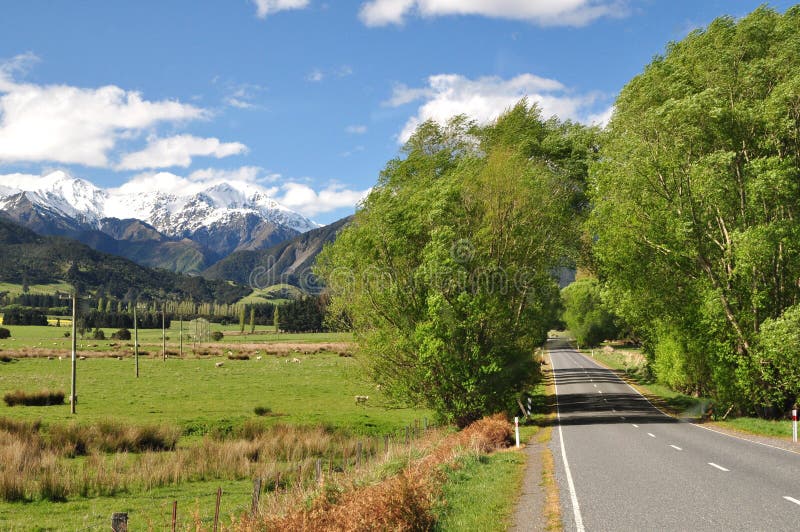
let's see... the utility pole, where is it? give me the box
[179,315,183,358]
[134,302,139,378]
[70,290,77,414]
[162,301,166,361]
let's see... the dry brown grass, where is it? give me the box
[3,389,65,406]
[245,414,513,531]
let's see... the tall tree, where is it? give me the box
[590,7,800,409]
[318,103,592,426]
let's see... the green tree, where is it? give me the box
[318,103,590,427]
[249,307,256,334]
[239,305,246,333]
[589,7,800,410]
[561,278,618,348]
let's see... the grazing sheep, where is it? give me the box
[256,355,262,360]
[215,362,224,368]
[78,356,87,360]
[58,356,63,361]
[291,357,301,363]
[355,395,369,405]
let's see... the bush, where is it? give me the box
[3,389,65,407]
[111,328,131,340]
[211,331,224,341]
[92,328,105,340]
[228,353,250,360]
[0,327,10,339]
[254,406,272,416]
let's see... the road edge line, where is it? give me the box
[550,341,586,532]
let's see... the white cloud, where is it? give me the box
[306,65,353,83]
[388,73,604,142]
[117,135,247,170]
[345,124,367,134]
[252,0,310,19]
[0,54,207,167]
[587,105,614,128]
[307,69,325,82]
[274,182,370,216]
[188,166,281,183]
[359,0,627,27]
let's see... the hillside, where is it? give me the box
[203,215,353,287]
[0,217,249,303]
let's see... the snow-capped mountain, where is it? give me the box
[0,171,320,273]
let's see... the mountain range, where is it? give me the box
[0,171,319,273]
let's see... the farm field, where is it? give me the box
[0,326,432,529]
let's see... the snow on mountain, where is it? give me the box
[0,171,319,236]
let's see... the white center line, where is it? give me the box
[632,424,639,428]
[708,462,729,472]
[784,496,800,506]
[593,384,597,388]
[647,432,656,438]
[598,390,603,394]
[670,445,682,451]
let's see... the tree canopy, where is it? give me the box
[589,6,800,410]
[318,102,595,426]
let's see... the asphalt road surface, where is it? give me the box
[547,338,800,531]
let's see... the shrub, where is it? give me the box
[228,353,250,360]
[92,328,105,340]
[111,328,131,340]
[0,327,10,339]
[253,406,272,417]
[0,355,13,363]
[3,389,65,407]
[211,331,224,341]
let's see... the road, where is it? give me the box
[547,338,800,531]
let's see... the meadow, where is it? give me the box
[0,324,433,529]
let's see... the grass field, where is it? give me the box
[0,324,432,529]
[0,281,73,296]
[0,322,353,353]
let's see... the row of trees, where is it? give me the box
[320,6,800,423]
[568,7,800,416]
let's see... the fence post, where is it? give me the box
[111,513,128,532]
[213,487,222,532]
[515,416,520,448]
[793,407,798,443]
[315,458,322,484]
[171,500,177,532]
[251,478,262,516]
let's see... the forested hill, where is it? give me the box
[0,217,250,303]
[203,215,353,286]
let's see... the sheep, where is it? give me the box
[355,395,369,405]
[291,357,301,363]
[215,362,224,368]
[256,355,262,361]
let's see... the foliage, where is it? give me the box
[589,6,800,413]
[2,307,48,326]
[210,330,224,341]
[111,328,131,340]
[0,327,10,339]
[748,304,800,412]
[318,103,594,426]
[3,389,65,407]
[277,296,327,332]
[561,278,618,347]
[92,327,105,340]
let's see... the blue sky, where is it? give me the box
[0,0,794,224]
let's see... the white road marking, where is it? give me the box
[708,462,729,472]
[593,384,597,388]
[670,445,682,451]
[598,390,603,394]
[619,416,625,420]
[632,424,639,428]
[783,496,800,506]
[551,351,585,532]
[647,432,656,438]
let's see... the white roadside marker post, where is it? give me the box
[792,408,797,443]
[515,416,520,448]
